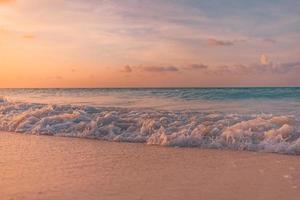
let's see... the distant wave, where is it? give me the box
[146,87,300,101]
[1,88,300,102]
[1,99,300,155]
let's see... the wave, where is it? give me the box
[146,87,300,101]
[2,88,300,102]
[1,100,300,155]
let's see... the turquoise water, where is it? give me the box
[1,87,300,101]
[1,88,300,113]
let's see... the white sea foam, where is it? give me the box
[0,100,300,155]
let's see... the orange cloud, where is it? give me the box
[121,65,180,73]
[207,38,246,47]
[260,54,269,65]
[207,38,235,46]
[0,27,10,34]
[0,0,15,4]
[142,66,179,73]
[122,65,132,73]
[22,34,36,40]
[184,64,208,70]
[121,57,300,77]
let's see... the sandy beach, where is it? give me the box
[0,132,299,200]
[2,0,300,199]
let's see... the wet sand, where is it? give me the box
[0,132,300,200]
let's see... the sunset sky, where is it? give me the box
[0,0,300,87]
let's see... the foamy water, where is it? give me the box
[1,88,300,154]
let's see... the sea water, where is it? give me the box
[0,88,300,154]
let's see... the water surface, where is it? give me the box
[1,88,300,154]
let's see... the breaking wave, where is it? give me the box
[1,99,300,155]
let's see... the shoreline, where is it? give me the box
[1,131,300,200]
[3,131,300,156]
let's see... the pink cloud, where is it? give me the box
[207,38,235,46]
[122,65,133,73]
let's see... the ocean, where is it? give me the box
[0,88,300,154]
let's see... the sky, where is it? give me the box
[0,0,300,87]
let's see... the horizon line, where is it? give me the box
[1,86,300,89]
